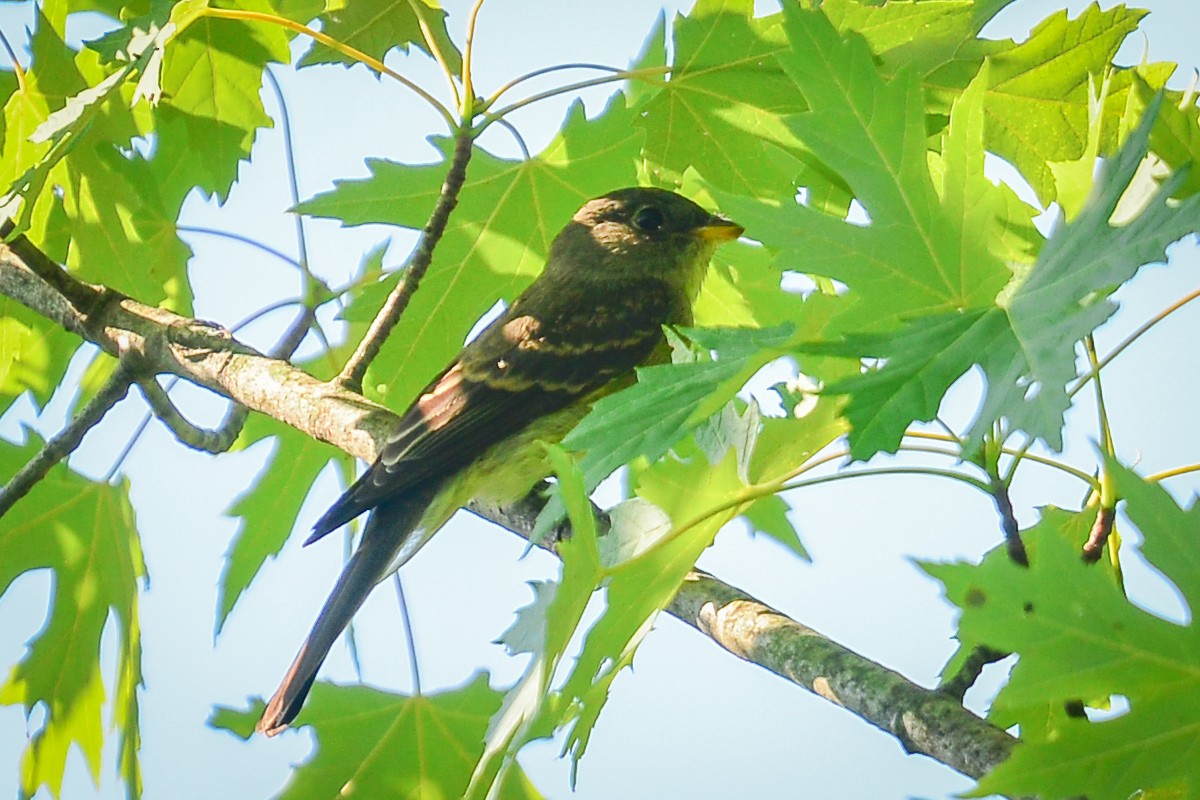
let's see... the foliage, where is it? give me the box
[926,466,1200,800]
[1,0,1198,798]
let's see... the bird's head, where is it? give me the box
[546,187,744,300]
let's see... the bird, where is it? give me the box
[257,187,743,735]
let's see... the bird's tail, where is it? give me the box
[257,488,439,736]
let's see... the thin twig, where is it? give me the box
[0,368,133,517]
[204,8,456,129]
[1082,505,1116,563]
[1070,286,1200,397]
[0,28,26,92]
[134,377,245,454]
[178,226,303,271]
[392,574,422,696]
[264,69,314,293]
[1082,335,1117,564]
[405,0,461,111]
[336,129,475,391]
[987,476,1028,566]
[939,646,1010,702]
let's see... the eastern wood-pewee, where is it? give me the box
[258,187,743,735]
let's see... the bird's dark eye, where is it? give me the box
[631,205,665,232]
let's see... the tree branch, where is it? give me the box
[0,235,395,463]
[335,129,475,392]
[134,377,246,454]
[0,233,1017,786]
[0,367,133,517]
[467,493,1017,783]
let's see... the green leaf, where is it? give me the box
[721,9,1014,336]
[1,15,193,312]
[790,89,1200,457]
[223,675,543,800]
[61,144,195,311]
[693,239,802,329]
[636,0,812,201]
[473,447,602,799]
[808,308,1012,459]
[158,0,291,202]
[1142,79,1200,199]
[0,436,145,800]
[820,0,983,75]
[926,4,1150,203]
[0,297,78,415]
[298,0,462,73]
[925,467,1200,800]
[740,493,807,560]
[559,445,746,768]
[207,699,265,740]
[982,4,1145,204]
[218,414,343,631]
[299,95,643,409]
[997,94,1200,448]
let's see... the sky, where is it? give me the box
[1,1,1198,798]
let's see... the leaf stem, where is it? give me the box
[483,62,627,108]
[493,118,531,160]
[460,0,487,115]
[656,464,992,564]
[177,226,303,271]
[0,28,26,93]
[264,69,317,306]
[1145,463,1200,483]
[392,574,422,696]
[406,0,462,111]
[903,431,1099,489]
[477,67,671,129]
[203,8,457,129]
[1069,286,1200,397]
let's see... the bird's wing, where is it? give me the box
[308,280,678,541]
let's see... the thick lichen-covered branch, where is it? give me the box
[1,234,1015,785]
[0,235,394,462]
[467,493,1017,783]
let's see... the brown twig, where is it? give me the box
[135,377,246,454]
[988,476,1028,567]
[335,129,475,392]
[1082,505,1116,563]
[0,368,133,517]
[939,646,1010,703]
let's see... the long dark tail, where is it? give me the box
[257,488,439,736]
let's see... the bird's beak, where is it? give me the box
[694,216,745,242]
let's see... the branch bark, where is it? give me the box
[0,234,1017,786]
[467,493,1016,782]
